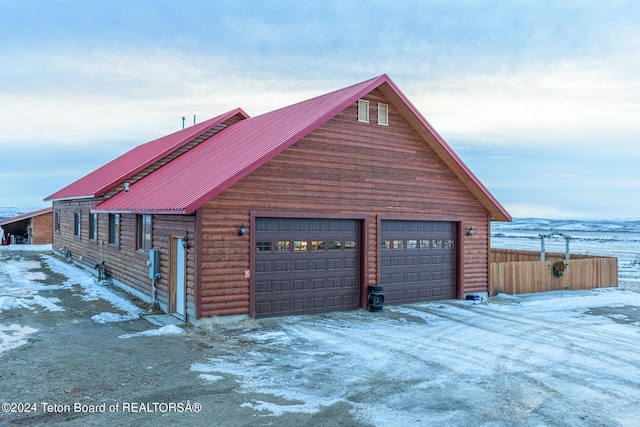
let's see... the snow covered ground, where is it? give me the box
[190,289,640,425]
[0,245,148,354]
[2,218,640,425]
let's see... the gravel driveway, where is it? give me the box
[2,247,640,426]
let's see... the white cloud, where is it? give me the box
[412,56,640,148]
[0,48,340,149]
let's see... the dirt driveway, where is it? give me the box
[2,248,640,426]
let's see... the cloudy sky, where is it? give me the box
[1,0,638,219]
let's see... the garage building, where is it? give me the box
[45,75,510,321]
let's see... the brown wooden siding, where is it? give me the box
[198,209,251,317]
[199,89,491,317]
[47,117,241,319]
[51,200,196,316]
[31,211,53,244]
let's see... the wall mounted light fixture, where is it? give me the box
[181,232,191,249]
[467,226,474,237]
[238,223,246,237]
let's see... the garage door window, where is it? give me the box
[294,241,308,251]
[275,241,290,251]
[328,241,342,250]
[256,241,271,251]
[382,238,455,250]
[258,239,357,252]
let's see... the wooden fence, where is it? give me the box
[490,249,618,295]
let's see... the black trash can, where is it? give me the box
[368,285,385,312]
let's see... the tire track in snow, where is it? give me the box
[391,301,640,424]
[193,298,640,425]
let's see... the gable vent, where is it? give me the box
[357,99,369,123]
[377,103,389,126]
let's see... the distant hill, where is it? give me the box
[0,207,43,221]
[492,218,640,234]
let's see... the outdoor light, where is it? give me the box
[467,226,474,237]
[238,223,246,237]
[182,232,191,249]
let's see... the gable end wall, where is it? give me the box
[198,89,491,317]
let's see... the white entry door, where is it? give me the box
[171,237,186,320]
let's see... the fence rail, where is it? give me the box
[490,249,618,295]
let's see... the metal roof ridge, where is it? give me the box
[44,108,249,202]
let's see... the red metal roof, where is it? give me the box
[91,75,511,221]
[44,109,249,201]
[0,207,52,226]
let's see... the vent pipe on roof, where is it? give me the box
[194,114,196,126]
[181,116,186,129]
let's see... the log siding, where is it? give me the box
[50,86,503,321]
[51,201,197,318]
[199,90,491,317]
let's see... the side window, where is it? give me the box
[89,213,97,240]
[74,212,81,237]
[137,215,152,251]
[109,213,120,245]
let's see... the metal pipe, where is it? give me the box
[151,273,161,308]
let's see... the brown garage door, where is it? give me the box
[380,220,456,304]
[254,218,360,318]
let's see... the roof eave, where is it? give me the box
[91,207,189,215]
[45,194,96,202]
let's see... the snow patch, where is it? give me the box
[118,325,185,338]
[0,324,38,353]
[197,374,224,382]
[190,363,221,373]
[43,255,143,322]
[240,400,320,416]
[93,312,138,324]
[31,295,64,312]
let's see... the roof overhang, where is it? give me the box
[90,206,189,215]
[0,207,53,226]
[84,75,511,222]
